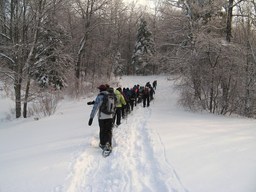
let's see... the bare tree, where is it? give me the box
[159,0,256,117]
[233,1,256,117]
[0,0,42,118]
[0,0,73,118]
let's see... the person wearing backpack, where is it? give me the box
[114,88,126,127]
[88,84,115,150]
[153,80,157,90]
[129,87,136,111]
[149,84,155,100]
[142,86,150,107]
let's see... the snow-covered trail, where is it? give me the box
[1,76,255,192]
[64,77,187,192]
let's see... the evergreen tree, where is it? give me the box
[131,18,155,75]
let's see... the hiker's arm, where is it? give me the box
[89,95,103,119]
[120,95,127,106]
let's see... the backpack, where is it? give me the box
[144,86,150,95]
[100,92,116,115]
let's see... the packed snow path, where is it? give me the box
[65,106,187,192]
[1,76,255,192]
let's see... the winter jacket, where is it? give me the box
[89,91,114,120]
[114,89,126,108]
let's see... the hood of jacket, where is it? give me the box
[114,89,121,95]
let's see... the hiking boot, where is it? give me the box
[105,142,112,151]
[99,143,105,150]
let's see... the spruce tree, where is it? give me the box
[131,18,155,75]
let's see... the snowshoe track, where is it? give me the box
[64,106,186,192]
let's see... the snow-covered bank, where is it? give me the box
[0,76,256,192]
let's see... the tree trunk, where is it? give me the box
[221,79,230,115]
[244,18,251,117]
[11,0,23,118]
[23,78,30,118]
[226,0,234,42]
[14,71,22,118]
[209,71,214,113]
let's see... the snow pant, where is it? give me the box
[130,99,135,111]
[137,95,142,103]
[143,94,150,107]
[134,95,138,106]
[150,92,154,100]
[121,105,126,118]
[98,118,113,146]
[114,107,122,126]
[125,103,130,114]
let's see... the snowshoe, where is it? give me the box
[102,143,112,157]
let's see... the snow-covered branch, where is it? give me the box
[0,69,15,80]
[0,33,11,40]
[0,53,15,64]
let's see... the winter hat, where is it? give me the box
[105,84,110,89]
[98,84,107,91]
[117,87,122,92]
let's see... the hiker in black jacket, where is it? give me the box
[153,80,157,90]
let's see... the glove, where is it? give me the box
[88,118,93,126]
[87,101,95,105]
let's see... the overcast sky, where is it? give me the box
[125,0,149,6]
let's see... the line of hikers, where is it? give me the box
[87,80,157,152]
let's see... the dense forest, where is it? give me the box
[1,0,256,119]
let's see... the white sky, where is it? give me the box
[124,0,150,6]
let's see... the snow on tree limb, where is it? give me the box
[0,33,11,40]
[0,70,15,80]
[0,53,15,64]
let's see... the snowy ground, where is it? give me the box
[0,76,256,192]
